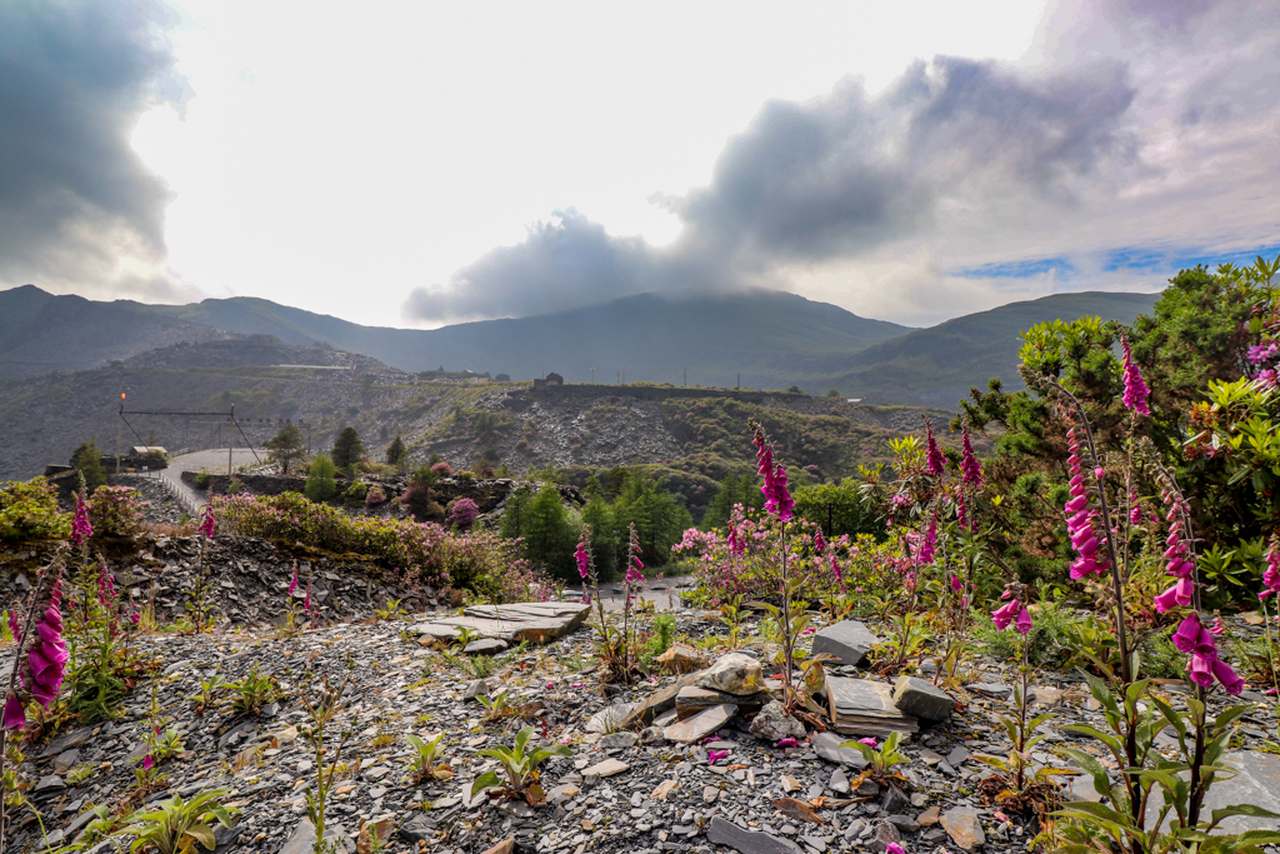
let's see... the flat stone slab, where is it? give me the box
[706,816,802,854]
[675,685,766,717]
[892,675,954,722]
[811,620,880,666]
[409,601,589,644]
[1145,750,1280,834]
[823,675,919,737]
[810,731,868,768]
[663,703,735,744]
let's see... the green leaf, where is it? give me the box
[470,771,501,797]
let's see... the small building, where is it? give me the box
[533,372,564,388]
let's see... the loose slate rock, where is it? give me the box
[749,700,806,742]
[824,676,919,737]
[811,620,880,666]
[583,757,630,779]
[891,675,954,722]
[811,731,868,768]
[664,703,735,743]
[940,805,986,850]
[706,816,803,854]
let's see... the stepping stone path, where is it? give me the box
[409,601,589,645]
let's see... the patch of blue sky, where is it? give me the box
[952,256,1076,279]
[1103,242,1280,273]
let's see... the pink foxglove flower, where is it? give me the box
[142,754,154,770]
[1063,427,1107,580]
[2,693,24,730]
[707,748,729,764]
[858,737,877,747]
[1260,539,1280,601]
[288,563,299,595]
[913,514,937,566]
[813,529,826,556]
[70,493,93,548]
[1153,489,1196,613]
[1121,336,1150,416]
[574,537,590,580]
[829,552,842,585]
[960,426,982,487]
[752,425,795,522]
[198,504,217,540]
[27,579,68,708]
[775,737,799,749]
[886,844,908,854]
[1169,613,1243,695]
[924,420,945,477]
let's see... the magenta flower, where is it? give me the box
[198,504,217,540]
[1169,613,1243,695]
[574,536,590,580]
[886,844,908,854]
[27,579,68,708]
[949,573,964,593]
[288,563,299,595]
[1015,606,1033,635]
[70,493,93,548]
[829,552,842,585]
[1260,539,1280,601]
[304,578,313,615]
[991,598,1022,631]
[7,607,20,644]
[707,748,729,764]
[960,426,982,487]
[775,737,799,749]
[913,514,937,566]
[142,754,154,771]
[1121,337,1151,416]
[753,425,795,522]
[1063,427,1108,580]
[857,737,877,747]
[924,420,945,477]
[2,693,24,730]
[1153,491,1196,613]
[813,529,826,556]
[1128,490,1143,526]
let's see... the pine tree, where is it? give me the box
[266,424,306,474]
[304,454,338,502]
[385,434,407,467]
[331,427,364,474]
[70,442,107,492]
[520,485,577,579]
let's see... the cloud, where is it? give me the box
[408,0,1279,326]
[407,54,1138,323]
[0,0,186,299]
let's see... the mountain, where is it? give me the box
[816,291,1162,407]
[0,284,1161,406]
[0,286,911,387]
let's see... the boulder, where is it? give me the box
[748,700,805,742]
[811,620,880,666]
[706,816,802,854]
[891,675,954,722]
[656,643,707,674]
[940,806,986,850]
[697,652,765,695]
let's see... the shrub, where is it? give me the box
[304,455,337,502]
[364,484,388,509]
[446,497,480,531]
[214,492,542,597]
[70,441,107,492]
[87,485,144,540]
[331,426,365,474]
[0,477,69,543]
[430,460,453,477]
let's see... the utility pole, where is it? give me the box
[683,368,687,387]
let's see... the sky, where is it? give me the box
[1,1,1278,328]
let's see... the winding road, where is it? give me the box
[156,448,261,513]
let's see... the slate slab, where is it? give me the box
[824,676,919,736]
[409,601,589,644]
[663,703,735,744]
[706,816,803,854]
[1146,750,1280,833]
[811,620,880,666]
[892,675,954,722]
[811,731,869,768]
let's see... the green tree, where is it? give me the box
[304,454,338,502]
[331,427,364,474]
[386,434,407,467]
[519,485,577,579]
[265,424,306,474]
[793,479,878,537]
[613,473,692,568]
[499,483,534,540]
[700,472,761,529]
[70,441,107,492]
[580,493,619,579]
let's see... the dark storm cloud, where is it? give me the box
[406,55,1136,322]
[0,0,183,295]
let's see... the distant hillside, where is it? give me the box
[0,334,950,485]
[0,285,1162,408]
[0,285,228,378]
[0,286,909,388]
[816,291,1162,407]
